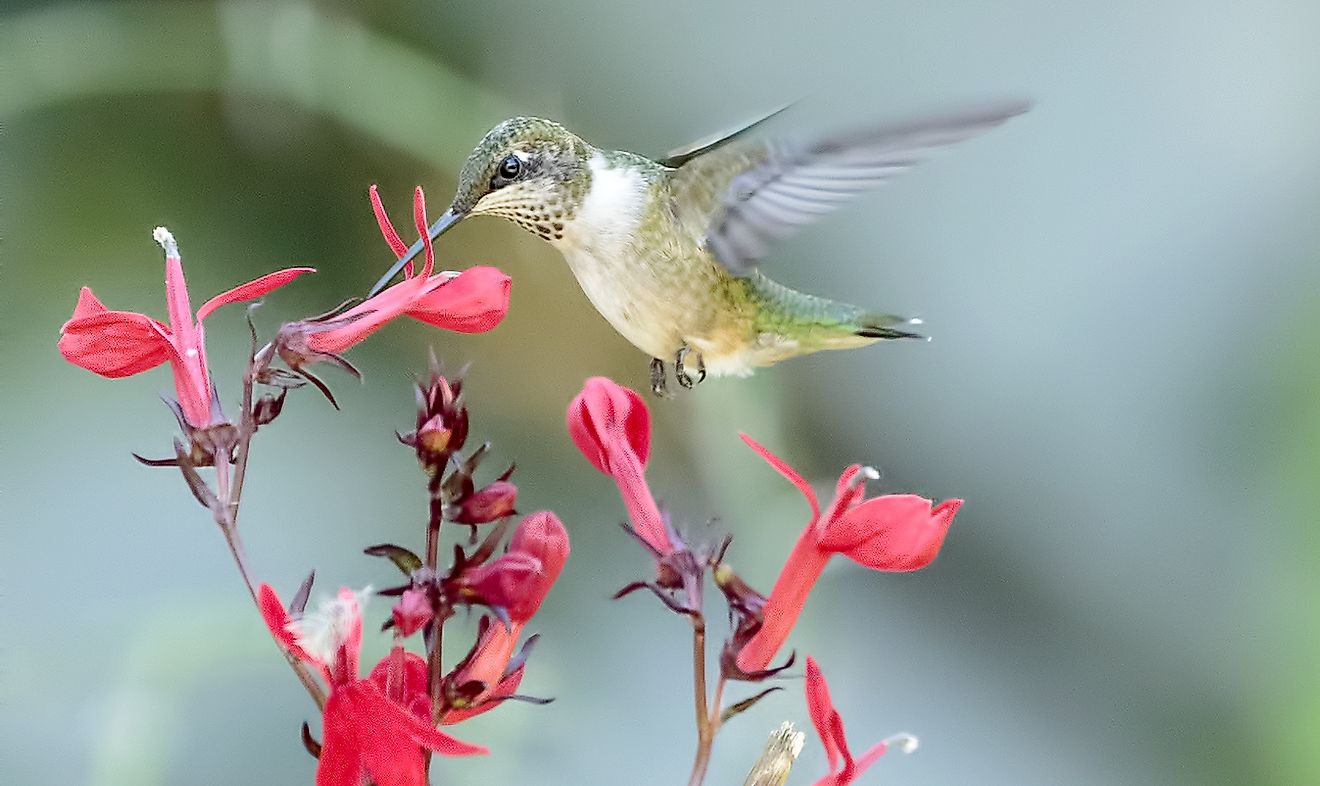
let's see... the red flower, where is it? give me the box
[506,511,570,621]
[58,227,313,427]
[258,584,485,786]
[445,511,568,720]
[805,656,916,786]
[277,187,509,363]
[735,435,962,673]
[566,377,671,555]
[437,619,530,725]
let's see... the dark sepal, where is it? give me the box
[289,364,342,410]
[290,570,316,616]
[613,580,697,617]
[466,517,513,567]
[173,438,219,511]
[252,388,288,427]
[721,647,797,683]
[496,692,555,707]
[300,722,322,759]
[719,686,783,724]
[363,543,424,575]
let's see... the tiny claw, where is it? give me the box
[695,353,706,384]
[649,357,669,397]
[674,346,694,389]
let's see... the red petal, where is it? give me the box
[848,740,891,780]
[468,552,545,622]
[71,287,108,319]
[163,254,198,354]
[440,661,527,725]
[406,267,511,334]
[371,185,411,266]
[567,377,651,474]
[805,657,850,775]
[412,187,435,278]
[835,497,962,571]
[735,531,829,673]
[351,681,488,757]
[368,650,431,722]
[196,267,315,321]
[444,622,522,721]
[610,452,671,555]
[58,309,173,378]
[257,583,329,681]
[304,278,424,355]
[739,433,820,521]
[508,511,570,619]
[315,696,364,786]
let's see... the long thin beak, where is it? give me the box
[366,208,464,297]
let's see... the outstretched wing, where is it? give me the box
[658,103,794,168]
[672,101,1030,276]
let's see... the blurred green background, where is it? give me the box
[4,1,1320,784]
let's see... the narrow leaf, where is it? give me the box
[721,686,784,724]
[363,543,423,575]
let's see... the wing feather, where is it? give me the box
[670,101,1030,276]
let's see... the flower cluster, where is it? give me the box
[567,375,962,782]
[59,187,965,786]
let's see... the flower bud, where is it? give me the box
[451,480,517,525]
[391,588,434,638]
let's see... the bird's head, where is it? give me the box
[447,116,593,240]
[366,117,593,296]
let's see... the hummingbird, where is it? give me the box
[367,101,1029,395]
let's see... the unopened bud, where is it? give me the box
[253,390,287,426]
[417,414,453,454]
[452,480,518,525]
[392,588,434,637]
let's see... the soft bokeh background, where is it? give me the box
[4,1,1319,784]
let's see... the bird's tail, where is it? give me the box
[745,272,924,355]
[854,312,925,341]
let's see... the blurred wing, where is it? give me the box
[696,101,1031,276]
[658,103,794,168]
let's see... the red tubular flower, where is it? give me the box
[566,377,671,555]
[805,656,916,786]
[461,510,570,623]
[258,584,486,786]
[58,227,313,427]
[437,619,531,725]
[735,435,963,674]
[277,187,509,362]
[506,511,570,621]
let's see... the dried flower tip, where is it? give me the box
[885,732,919,755]
[286,586,371,665]
[848,465,881,490]
[152,226,178,257]
[742,722,804,786]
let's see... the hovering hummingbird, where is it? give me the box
[368,101,1029,395]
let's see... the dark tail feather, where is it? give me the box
[855,314,925,341]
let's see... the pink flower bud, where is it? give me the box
[452,480,518,525]
[392,588,434,638]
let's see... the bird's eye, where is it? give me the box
[497,154,522,181]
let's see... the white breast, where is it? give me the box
[551,155,679,358]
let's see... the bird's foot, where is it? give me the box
[675,345,705,390]
[649,357,669,398]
